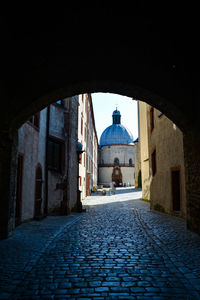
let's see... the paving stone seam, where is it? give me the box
[132,207,200,298]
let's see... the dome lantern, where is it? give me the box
[112,109,121,124]
[99,108,134,147]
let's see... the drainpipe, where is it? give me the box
[44,105,50,216]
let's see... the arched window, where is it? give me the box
[129,158,133,165]
[114,157,119,165]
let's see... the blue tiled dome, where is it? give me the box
[100,109,134,146]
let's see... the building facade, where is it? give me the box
[137,101,151,200]
[138,100,186,218]
[15,97,79,225]
[78,94,98,199]
[98,109,135,187]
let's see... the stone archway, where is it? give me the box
[1,6,200,238]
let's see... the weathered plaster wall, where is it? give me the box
[100,145,135,165]
[149,109,186,217]
[18,108,47,221]
[138,101,151,200]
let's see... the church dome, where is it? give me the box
[99,109,134,147]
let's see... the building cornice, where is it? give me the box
[99,163,135,168]
[100,144,134,148]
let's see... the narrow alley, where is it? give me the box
[1,188,200,299]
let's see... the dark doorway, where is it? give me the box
[171,169,181,211]
[34,165,43,219]
[112,167,122,187]
[15,154,24,226]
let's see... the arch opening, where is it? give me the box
[1,83,200,238]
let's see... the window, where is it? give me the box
[150,107,154,132]
[151,149,157,176]
[114,158,119,165]
[28,112,40,129]
[129,158,133,165]
[47,138,64,172]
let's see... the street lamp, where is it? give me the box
[77,141,84,163]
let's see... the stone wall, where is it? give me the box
[183,132,200,232]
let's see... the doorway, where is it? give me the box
[171,168,181,211]
[112,167,123,187]
[15,154,24,226]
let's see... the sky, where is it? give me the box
[91,93,138,143]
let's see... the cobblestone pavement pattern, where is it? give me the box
[1,188,200,299]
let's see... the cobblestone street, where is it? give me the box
[1,188,200,299]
